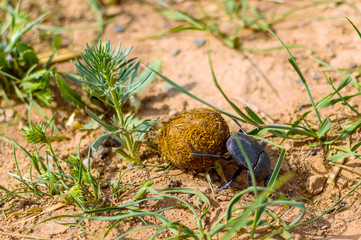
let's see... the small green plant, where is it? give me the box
[0,1,53,107]
[7,115,105,210]
[0,117,154,215]
[26,149,307,239]
[71,40,158,165]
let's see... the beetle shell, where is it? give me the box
[226,133,271,180]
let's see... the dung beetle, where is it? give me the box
[191,120,272,191]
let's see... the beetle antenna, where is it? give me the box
[232,119,246,134]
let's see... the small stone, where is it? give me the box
[113,25,125,33]
[91,145,110,160]
[171,48,180,56]
[216,194,232,202]
[312,76,320,81]
[198,186,209,193]
[41,222,69,235]
[311,149,320,155]
[186,193,194,198]
[193,38,206,47]
[82,156,95,168]
[307,175,327,194]
[321,225,329,230]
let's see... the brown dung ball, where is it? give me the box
[159,108,230,170]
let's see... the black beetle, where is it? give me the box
[191,120,272,191]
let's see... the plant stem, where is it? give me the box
[108,77,138,163]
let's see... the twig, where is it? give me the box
[0,231,59,240]
[329,162,361,176]
[327,158,346,185]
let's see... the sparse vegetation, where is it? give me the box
[1,0,361,239]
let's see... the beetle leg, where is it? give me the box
[218,166,243,191]
[190,152,232,160]
[248,171,272,187]
[264,172,272,186]
[232,119,246,134]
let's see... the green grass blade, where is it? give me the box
[261,24,322,124]
[327,151,359,162]
[347,17,361,39]
[148,67,243,121]
[301,179,361,225]
[311,57,359,88]
[55,73,85,108]
[316,117,332,139]
[206,48,260,125]
[85,107,116,131]
[245,106,265,124]
[6,14,47,53]
[86,0,104,39]
[157,0,207,30]
[135,60,162,94]
[268,148,286,188]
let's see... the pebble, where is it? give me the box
[307,175,327,194]
[91,145,110,160]
[171,48,180,56]
[312,76,320,81]
[198,186,209,193]
[193,38,206,47]
[186,193,194,198]
[311,149,319,155]
[216,194,232,202]
[40,222,69,235]
[321,225,329,230]
[113,25,125,33]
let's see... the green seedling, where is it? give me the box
[71,40,159,165]
[0,103,111,211]
[0,2,53,106]
[12,118,102,210]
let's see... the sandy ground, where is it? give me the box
[1,0,361,239]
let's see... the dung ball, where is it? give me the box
[159,108,230,170]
